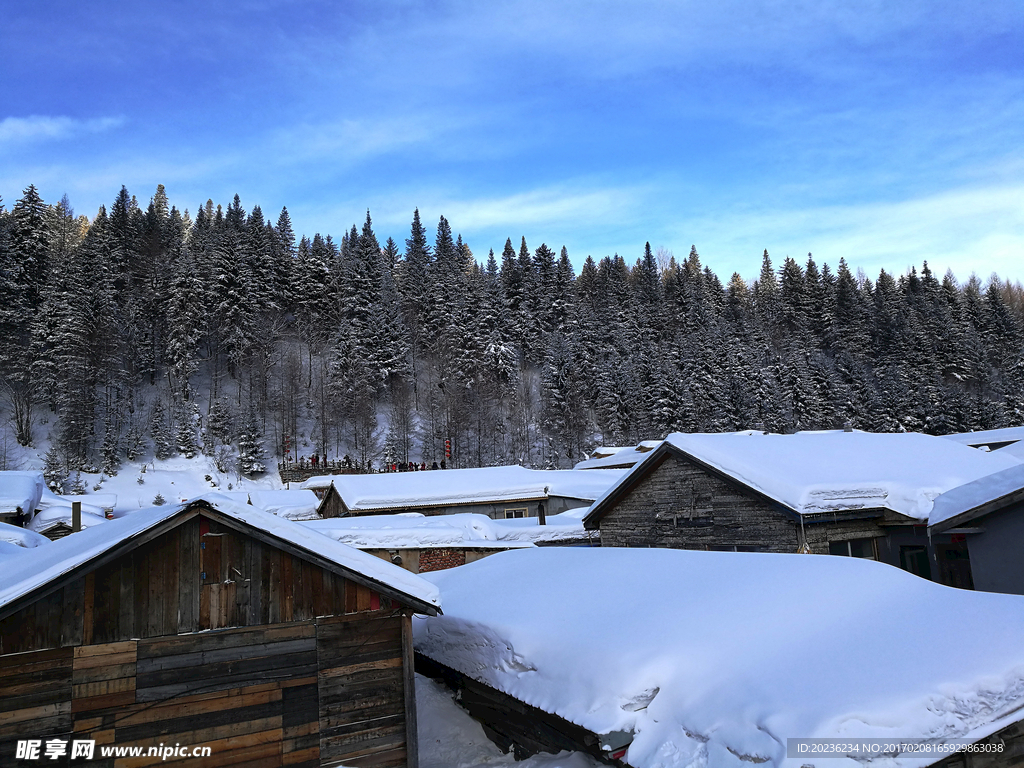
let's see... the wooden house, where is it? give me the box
[572,441,661,470]
[27,505,108,541]
[929,462,1024,595]
[0,471,44,525]
[305,466,623,521]
[315,482,345,519]
[583,431,1019,587]
[0,495,440,768]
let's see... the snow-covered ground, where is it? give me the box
[416,547,1024,768]
[54,454,284,516]
[417,673,602,768]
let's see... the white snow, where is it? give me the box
[928,462,1024,530]
[302,513,528,549]
[0,470,44,520]
[0,494,440,614]
[304,466,625,513]
[574,442,662,470]
[52,455,285,517]
[0,521,50,549]
[417,673,604,768]
[28,505,109,534]
[415,548,1024,768]
[247,489,321,520]
[301,510,593,548]
[592,431,1022,521]
[940,426,1024,447]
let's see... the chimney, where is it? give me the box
[72,501,82,533]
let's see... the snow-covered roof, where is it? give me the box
[588,431,1022,523]
[314,466,626,513]
[0,494,440,617]
[928,462,1024,531]
[940,426,1024,448]
[248,489,321,521]
[36,488,108,519]
[0,471,44,519]
[0,521,50,549]
[575,441,664,470]
[300,509,594,548]
[300,512,556,549]
[27,506,109,535]
[415,547,1024,768]
[300,474,343,489]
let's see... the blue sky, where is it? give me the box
[2,1,1022,282]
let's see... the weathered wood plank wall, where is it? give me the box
[599,455,886,553]
[0,511,417,768]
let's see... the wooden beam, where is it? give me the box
[401,612,418,768]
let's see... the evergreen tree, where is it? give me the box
[150,399,172,460]
[238,407,267,475]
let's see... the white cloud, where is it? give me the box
[0,115,124,146]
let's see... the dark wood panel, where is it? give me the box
[138,622,314,658]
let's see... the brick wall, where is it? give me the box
[418,548,467,572]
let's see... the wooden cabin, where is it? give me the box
[583,431,1016,588]
[0,496,440,768]
[304,466,621,521]
[315,482,345,519]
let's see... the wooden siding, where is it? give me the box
[0,515,376,655]
[0,507,418,768]
[0,612,412,768]
[598,454,886,553]
[317,613,410,767]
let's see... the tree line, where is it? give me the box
[1,183,1022,485]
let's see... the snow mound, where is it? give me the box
[415,548,1024,768]
[0,521,50,549]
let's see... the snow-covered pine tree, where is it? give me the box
[175,401,199,459]
[238,407,266,476]
[150,399,172,460]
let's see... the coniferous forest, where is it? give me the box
[2,183,1023,483]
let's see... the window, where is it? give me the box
[504,508,527,519]
[828,538,877,559]
[706,544,763,552]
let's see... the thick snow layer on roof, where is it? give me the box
[248,489,320,520]
[28,506,109,534]
[301,513,535,549]
[416,548,1024,768]
[0,494,439,614]
[0,471,44,517]
[302,510,592,547]
[574,444,661,470]
[596,431,1022,520]
[928,462,1024,530]
[0,521,50,549]
[36,489,108,519]
[940,426,1024,447]
[300,474,341,489]
[318,467,625,511]
[488,510,597,544]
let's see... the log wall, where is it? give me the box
[598,454,886,553]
